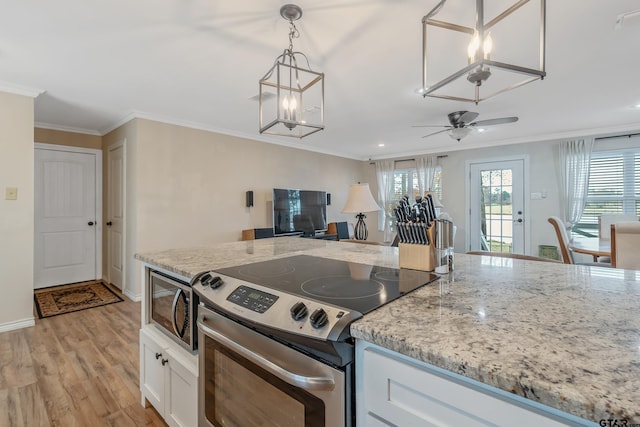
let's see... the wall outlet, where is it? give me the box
[5,187,18,200]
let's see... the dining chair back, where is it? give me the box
[547,216,575,264]
[611,222,640,269]
[599,214,639,240]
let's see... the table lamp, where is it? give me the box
[342,183,380,240]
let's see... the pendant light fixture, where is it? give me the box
[259,4,325,138]
[420,0,546,104]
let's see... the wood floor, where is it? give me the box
[0,285,168,427]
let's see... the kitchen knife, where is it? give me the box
[398,221,406,243]
[422,222,430,245]
[410,222,419,244]
[426,194,437,221]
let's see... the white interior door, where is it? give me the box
[468,159,526,254]
[107,141,124,290]
[34,147,99,288]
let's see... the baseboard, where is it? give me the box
[124,288,142,302]
[0,317,35,333]
[102,276,141,302]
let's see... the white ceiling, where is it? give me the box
[2,0,640,160]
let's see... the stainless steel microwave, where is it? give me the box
[147,270,197,352]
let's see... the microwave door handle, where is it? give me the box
[198,313,335,392]
[171,289,186,338]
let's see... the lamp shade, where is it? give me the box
[342,183,380,214]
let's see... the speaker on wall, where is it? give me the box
[246,191,254,208]
[327,193,331,205]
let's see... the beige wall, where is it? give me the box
[0,91,35,330]
[34,127,102,150]
[108,119,367,298]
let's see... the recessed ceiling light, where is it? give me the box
[378,143,385,147]
[477,128,486,133]
[634,103,640,109]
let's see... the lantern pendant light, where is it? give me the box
[259,4,325,138]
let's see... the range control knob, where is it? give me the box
[200,273,212,286]
[290,302,308,321]
[309,308,329,329]
[209,276,224,289]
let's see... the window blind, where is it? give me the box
[577,136,640,235]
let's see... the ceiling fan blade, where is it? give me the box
[458,111,479,124]
[471,117,519,127]
[411,124,450,128]
[421,129,450,139]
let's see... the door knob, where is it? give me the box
[88,221,95,226]
[106,221,112,226]
[513,218,523,223]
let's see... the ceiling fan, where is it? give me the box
[414,111,519,141]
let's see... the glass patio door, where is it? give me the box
[469,159,525,253]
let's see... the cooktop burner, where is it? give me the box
[213,255,438,314]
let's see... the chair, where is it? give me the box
[466,251,561,263]
[327,221,350,240]
[611,222,640,269]
[293,214,315,236]
[241,228,274,241]
[547,216,575,264]
[595,214,638,263]
[599,214,639,240]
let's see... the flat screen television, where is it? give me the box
[273,188,327,236]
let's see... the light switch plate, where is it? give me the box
[5,187,18,200]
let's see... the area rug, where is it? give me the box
[34,281,123,319]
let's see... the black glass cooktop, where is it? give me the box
[214,255,439,315]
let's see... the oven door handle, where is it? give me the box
[198,314,335,391]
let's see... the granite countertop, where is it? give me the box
[136,238,640,423]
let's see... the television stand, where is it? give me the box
[301,232,338,241]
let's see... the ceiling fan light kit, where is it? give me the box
[259,4,325,139]
[421,0,547,104]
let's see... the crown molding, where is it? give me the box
[103,110,363,160]
[34,121,102,136]
[0,81,45,98]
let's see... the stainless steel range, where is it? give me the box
[192,254,438,427]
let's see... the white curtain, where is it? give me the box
[559,138,594,229]
[375,160,395,242]
[416,155,437,197]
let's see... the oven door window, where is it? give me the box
[204,335,324,427]
[151,278,190,345]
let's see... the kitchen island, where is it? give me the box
[136,237,640,425]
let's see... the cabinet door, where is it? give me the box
[164,349,198,427]
[140,330,166,412]
[359,344,575,427]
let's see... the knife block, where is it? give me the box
[398,225,436,271]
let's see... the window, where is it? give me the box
[392,167,442,202]
[575,146,640,237]
[385,166,442,232]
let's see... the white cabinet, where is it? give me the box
[140,327,198,427]
[356,341,594,427]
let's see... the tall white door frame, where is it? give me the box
[34,143,102,286]
[106,139,126,294]
[465,155,531,254]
